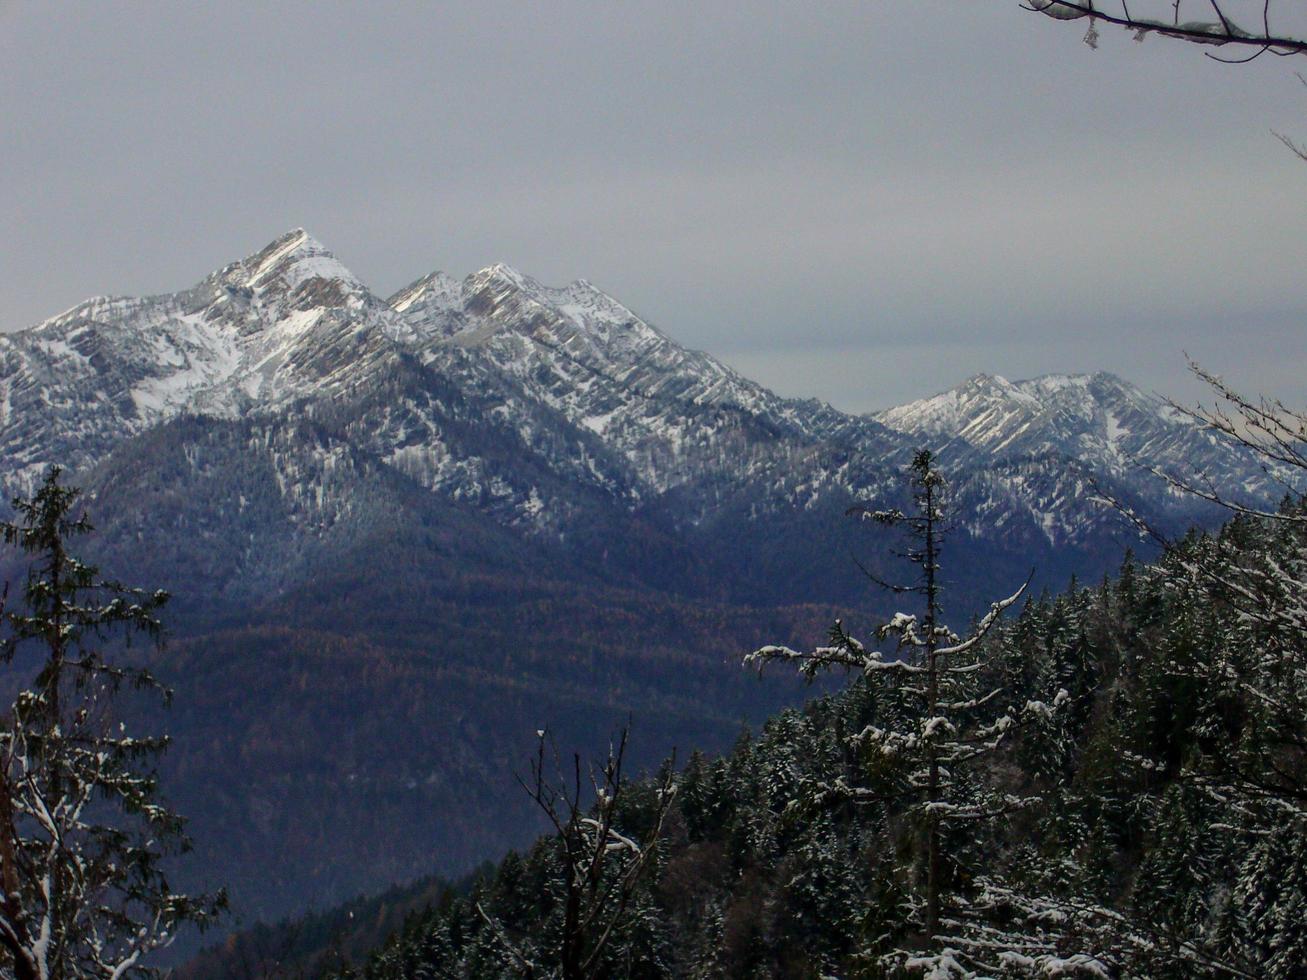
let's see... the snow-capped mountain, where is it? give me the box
[398,259,896,522]
[0,229,1273,577]
[0,231,395,491]
[875,371,1254,488]
[873,370,1285,544]
[2,230,896,537]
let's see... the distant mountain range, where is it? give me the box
[0,230,1273,934]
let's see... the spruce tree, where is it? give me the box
[746,450,1049,969]
[0,467,222,979]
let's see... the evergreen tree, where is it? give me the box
[1225,818,1307,978]
[0,467,222,979]
[746,450,1052,970]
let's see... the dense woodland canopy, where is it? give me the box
[165,370,1307,978]
[309,489,1307,978]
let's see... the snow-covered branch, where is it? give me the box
[1026,1,1307,59]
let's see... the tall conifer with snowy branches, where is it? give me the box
[927,375,1307,978]
[746,449,1064,972]
[0,467,222,979]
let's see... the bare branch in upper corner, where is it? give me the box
[1025,1,1307,57]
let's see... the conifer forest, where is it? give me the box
[323,444,1307,979]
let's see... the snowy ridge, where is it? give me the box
[873,371,1279,545]
[0,229,407,493]
[0,229,1277,557]
[877,371,1265,487]
[407,259,840,499]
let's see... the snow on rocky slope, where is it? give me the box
[0,230,397,493]
[0,229,1272,560]
[396,260,894,506]
[875,371,1276,509]
[1,230,902,533]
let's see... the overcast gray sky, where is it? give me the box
[3,1,1305,412]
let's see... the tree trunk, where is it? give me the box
[0,771,38,980]
[923,467,942,942]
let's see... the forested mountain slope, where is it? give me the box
[0,230,1284,933]
[294,498,1307,979]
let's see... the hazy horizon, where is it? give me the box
[4,1,1305,412]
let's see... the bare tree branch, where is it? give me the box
[487,727,675,980]
[1025,0,1307,56]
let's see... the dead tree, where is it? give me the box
[480,728,675,980]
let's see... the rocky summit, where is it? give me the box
[1,229,1269,572]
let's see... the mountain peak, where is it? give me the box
[873,369,1199,482]
[471,262,535,291]
[244,227,318,267]
[965,372,1012,389]
[387,270,462,314]
[880,371,1139,427]
[240,229,359,291]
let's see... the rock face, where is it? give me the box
[2,229,1265,585]
[0,230,1276,931]
[875,370,1242,495]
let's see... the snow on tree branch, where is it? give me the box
[0,467,224,978]
[1025,1,1307,60]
